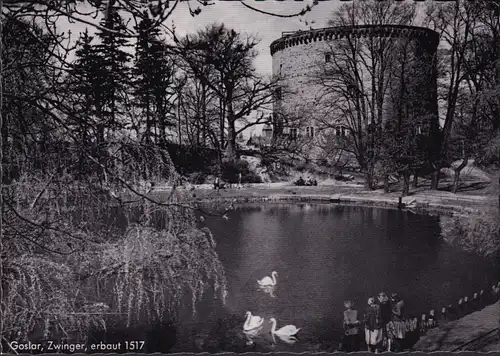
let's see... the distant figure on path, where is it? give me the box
[238,172,242,188]
[342,300,361,352]
[364,297,383,352]
[389,293,406,351]
[214,177,220,191]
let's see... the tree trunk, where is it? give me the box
[431,165,440,190]
[225,100,237,160]
[225,122,237,160]
[202,83,207,147]
[383,174,390,193]
[177,93,182,144]
[412,170,418,188]
[452,158,468,193]
[402,169,410,197]
[364,170,374,190]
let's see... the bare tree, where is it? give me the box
[177,24,276,161]
[423,1,479,189]
[309,1,417,189]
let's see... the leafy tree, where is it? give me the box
[1,15,59,181]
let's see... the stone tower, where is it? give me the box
[270,25,440,154]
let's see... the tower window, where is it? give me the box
[335,125,348,137]
[290,128,298,139]
[306,126,315,138]
[325,53,331,63]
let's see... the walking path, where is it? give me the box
[160,182,496,216]
[413,302,500,352]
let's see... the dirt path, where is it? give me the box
[157,182,497,216]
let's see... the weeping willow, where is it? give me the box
[77,224,227,327]
[1,255,107,344]
[1,140,228,347]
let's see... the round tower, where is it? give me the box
[270,25,440,145]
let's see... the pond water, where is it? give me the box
[190,203,499,352]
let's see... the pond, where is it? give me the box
[187,203,499,352]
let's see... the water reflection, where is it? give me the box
[258,285,276,298]
[243,325,263,345]
[272,332,298,345]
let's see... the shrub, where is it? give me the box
[440,208,500,259]
[189,172,207,184]
[221,159,262,183]
[167,144,219,176]
[296,160,308,172]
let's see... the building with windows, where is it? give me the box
[270,25,440,160]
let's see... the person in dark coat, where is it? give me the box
[389,293,406,351]
[364,297,383,352]
[377,292,391,351]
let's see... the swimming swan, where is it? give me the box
[243,311,264,331]
[258,271,278,286]
[269,317,300,338]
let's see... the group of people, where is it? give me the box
[213,173,243,190]
[294,176,318,186]
[341,292,407,353]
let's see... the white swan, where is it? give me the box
[243,311,264,331]
[269,317,300,338]
[258,271,278,286]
